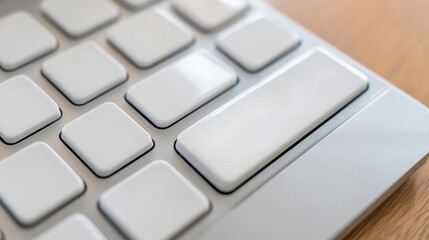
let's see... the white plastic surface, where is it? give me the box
[99,160,210,240]
[40,0,119,38]
[172,0,248,31]
[0,11,56,70]
[61,102,153,177]
[35,214,107,240]
[0,142,85,226]
[42,42,127,105]
[126,50,237,128]
[176,50,368,193]
[217,15,299,72]
[0,75,61,144]
[107,8,194,68]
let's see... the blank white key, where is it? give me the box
[176,50,368,193]
[172,0,248,31]
[42,42,127,105]
[107,8,194,68]
[0,11,56,71]
[126,50,237,128]
[35,214,107,240]
[0,142,85,226]
[40,0,119,38]
[0,75,61,144]
[62,102,153,177]
[99,160,210,240]
[217,15,299,72]
[120,0,158,9]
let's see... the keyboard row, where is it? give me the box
[0,0,247,70]
[0,0,300,72]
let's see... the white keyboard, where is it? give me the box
[0,0,413,239]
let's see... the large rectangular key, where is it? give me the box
[176,49,368,193]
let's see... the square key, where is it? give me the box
[216,15,300,72]
[35,214,107,240]
[40,0,119,38]
[0,142,85,226]
[42,42,127,105]
[0,11,57,71]
[126,49,237,128]
[99,160,210,240]
[172,0,248,31]
[107,8,194,68]
[61,102,153,177]
[0,75,61,144]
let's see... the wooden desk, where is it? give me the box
[265,0,429,238]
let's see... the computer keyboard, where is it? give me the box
[0,0,427,239]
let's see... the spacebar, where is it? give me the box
[176,49,368,193]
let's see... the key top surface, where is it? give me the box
[0,75,61,144]
[0,11,56,71]
[40,0,119,38]
[176,50,368,193]
[99,160,210,240]
[61,102,153,177]
[126,49,237,128]
[35,214,107,240]
[0,142,85,226]
[42,42,127,105]
[217,15,299,72]
[107,8,194,68]
[172,0,248,31]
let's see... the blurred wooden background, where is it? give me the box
[265,0,429,239]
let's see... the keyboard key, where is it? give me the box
[0,12,56,71]
[173,0,248,31]
[0,75,61,144]
[40,0,119,38]
[107,8,194,68]
[199,90,429,240]
[35,214,106,240]
[216,15,299,72]
[120,0,158,9]
[99,160,210,240]
[176,50,368,193]
[126,50,237,128]
[0,142,85,226]
[62,102,153,177]
[42,42,127,105]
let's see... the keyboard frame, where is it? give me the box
[0,0,397,239]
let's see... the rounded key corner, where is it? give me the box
[92,166,117,178]
[16,214,39,228]
[150,159,169,168]
[0,60,22,72]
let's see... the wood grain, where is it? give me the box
[265,0,429,239]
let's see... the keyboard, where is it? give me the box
[0,0,428,239]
